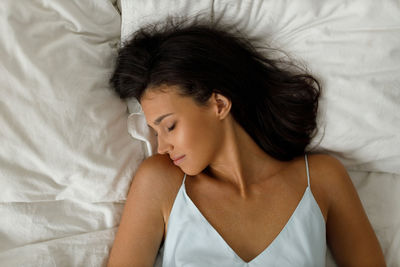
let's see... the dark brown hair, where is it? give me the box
[110,19,321,161]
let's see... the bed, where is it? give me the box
[0,0,399,266]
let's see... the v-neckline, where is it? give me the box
[182,178,310,264]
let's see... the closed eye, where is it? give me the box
[167,123,176,132]
[150,123,175,137]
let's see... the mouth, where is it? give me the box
[172,155,185,165]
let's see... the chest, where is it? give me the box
[162,180,326,266]
[182,179,310,262]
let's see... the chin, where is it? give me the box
[179,166,201,176]
[176,157,208,176]
[181,168,196,176]
[187,165,210,176]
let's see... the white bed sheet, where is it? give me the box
[0,0,140,266]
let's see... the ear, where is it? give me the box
[211,92,231,120]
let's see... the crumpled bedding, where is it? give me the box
[0,0,139,266]
[0,0,399,266]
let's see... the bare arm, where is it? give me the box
[317,155,386,266]
[107,155,175,267]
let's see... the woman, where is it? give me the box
[107,20,385,266]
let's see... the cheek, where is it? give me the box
[180,118,221,171]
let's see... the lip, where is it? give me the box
[172,155,185,164]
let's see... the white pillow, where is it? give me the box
[120,0,400,174]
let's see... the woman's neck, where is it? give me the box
[205,118,285,197]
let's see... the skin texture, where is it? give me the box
[107,85,386,267]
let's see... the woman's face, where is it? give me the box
[141,85,225,175]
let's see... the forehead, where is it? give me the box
[140,85,198,121]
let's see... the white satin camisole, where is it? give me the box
[154,154,326,266]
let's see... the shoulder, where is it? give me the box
[291,153,348,190]
[135,153,185,184]
[303,153,352,218]
[306,153,350,189]
[131,154,185,218]
[306,153,348,178]
[138,153,184,177]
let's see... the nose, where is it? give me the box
[157,135,173,155]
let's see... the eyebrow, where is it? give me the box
[153,113,174,126]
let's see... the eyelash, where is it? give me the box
[167,123,176,132]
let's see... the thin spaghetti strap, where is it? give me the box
[182,173,187,184]
[304,154,310,187]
